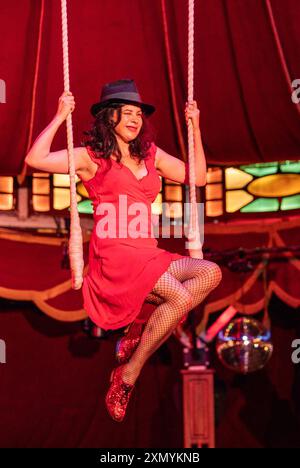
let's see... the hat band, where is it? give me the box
[101,91,141,102]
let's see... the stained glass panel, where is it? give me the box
[53,188,82,210]
[207,168,222,183]
[32,178,50,194]
[226,190,254,213]
[33,195,50,212]
[77,200,93,214]
[280,161,300,173]
[206,183,222,200]
[76,182,89,198]
[152,193,162,215]
[165,202,182,219]
[225,167,253,189]
[53,174,80,187]
[248,174,300,198]
[164,186,182,201]
[206,159,300,216]
[240,163,278,177]
[0,177,13,192]
[241,198,279,213]
[206,200,223,217]
[33,172,49,178]
[281,194,300,211]
[0,194,13,210]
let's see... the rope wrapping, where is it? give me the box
[61,0,84,289]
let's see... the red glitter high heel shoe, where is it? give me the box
[105,365,134,422]
[115,321,144,364]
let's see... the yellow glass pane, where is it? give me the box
[225,167,253,190]
[53,174,80,187]
[206,200,223,217]
[226,190,254,213]
[207,167,222,183]
[0,176,13,193]
[0,193,13,210]
[36,228,61,234]
[33,195,50,212]
[32,178,50,194]
[151,193,162,215]
[53,188,82,210]
[165,202,182,218]
[205,183,222,200]
[76,182,89,198]
[248,174,300,198]
[164,185,182,201]
[33,172,49,177]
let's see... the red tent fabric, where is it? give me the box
[1,0,300,177]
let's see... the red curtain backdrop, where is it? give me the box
[1,0,300,176]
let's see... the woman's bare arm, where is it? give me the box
[155,101,207,187]
[25,92,90,175]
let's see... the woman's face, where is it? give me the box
[113,104,143,142]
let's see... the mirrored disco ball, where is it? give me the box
[216,317,273,374]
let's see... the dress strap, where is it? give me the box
[147,142,157,160]
[85,145,103,168]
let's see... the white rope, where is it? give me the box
[187,0,203,259]
[61,0,84,289]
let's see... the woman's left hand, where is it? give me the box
[185,100,200,130]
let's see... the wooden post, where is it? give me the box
[181,368,215,448]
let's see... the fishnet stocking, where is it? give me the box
[146,258,222,308]
[144,258,222,348]
[121,258,222,385]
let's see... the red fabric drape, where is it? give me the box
[1,0,300,176]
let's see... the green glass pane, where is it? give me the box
[240,163,278,177]
[280,161,300,174]
[281,194,300,211]
[240,198,279,213]
[68,199,93,214]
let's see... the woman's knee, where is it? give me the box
[153,272,193,309]
[170,286,193,310]
[208,261,222,287]
[145,291,164,305]
[193,259,222,288]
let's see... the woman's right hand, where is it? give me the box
[55,91,75,121]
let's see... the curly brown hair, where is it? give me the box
[81,103,155,163]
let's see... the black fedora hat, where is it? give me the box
[90,79,155,117]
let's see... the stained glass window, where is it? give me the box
[30,172,168,219]
[206,160,300,216]
[163,178,183,220]
[0,176,15,210]
[32,173,51,212]
[2,159,299,220]
[205,168,224,216]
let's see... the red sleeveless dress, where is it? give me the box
[79,142,186,330]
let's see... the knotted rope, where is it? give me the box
[61,0,84,289]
